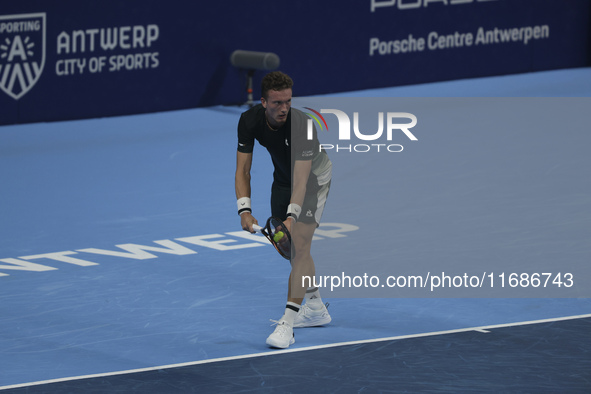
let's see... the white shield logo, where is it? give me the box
[0,13,46,100]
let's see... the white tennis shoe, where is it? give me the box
[293,302,331,328]
[266,320,295,348]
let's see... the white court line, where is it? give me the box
[2,313,590,391]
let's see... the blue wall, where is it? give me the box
[1,0,589,125]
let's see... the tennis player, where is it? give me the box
[235,71,332,348]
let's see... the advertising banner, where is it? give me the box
[0,0,589,125]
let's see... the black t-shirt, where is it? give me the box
[237,104,322,188]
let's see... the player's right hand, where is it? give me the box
[240,212,258,233]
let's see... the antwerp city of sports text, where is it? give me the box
[55,24,160,75]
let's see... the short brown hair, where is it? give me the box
[261,71,293,99]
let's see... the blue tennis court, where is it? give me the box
[1,68,591,392]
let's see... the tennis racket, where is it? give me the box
[251,216,292,260]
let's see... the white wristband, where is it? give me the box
[237,197,252,215]
[287,203,301,221]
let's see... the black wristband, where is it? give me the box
[238,207,252,216]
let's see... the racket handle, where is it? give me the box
[252,224,263,233]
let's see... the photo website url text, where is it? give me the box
[303,272,574,292]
